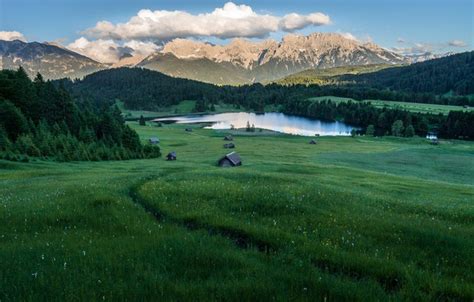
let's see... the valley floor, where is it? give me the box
[1,123,473,301]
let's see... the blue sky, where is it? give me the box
[0,0,472,62]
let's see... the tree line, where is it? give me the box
[65,71,474,111]
[0,68,160,162]
[284,98,474,139]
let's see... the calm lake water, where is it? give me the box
[153,112,356,136]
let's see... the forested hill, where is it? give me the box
[339,51,474,95]
[0,68,160,161]
[64,67,222,110]
[64,54,474,114]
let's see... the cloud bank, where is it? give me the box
[83,2,330,41]
[0,31,27,42]
[65,2,330,63]
[67,37,159,64]
[449,40,467,47]
[392,39,469,56]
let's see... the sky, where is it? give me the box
[0,0,472,63]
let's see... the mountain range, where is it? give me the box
[0,32,455,84]
[0,39,105,79]
[138,33,406,84]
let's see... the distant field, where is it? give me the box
[309,96,474,115]
[116,100,198,119]
[116,100,280,120]
[1,123,473,300]
[275,64,395,86]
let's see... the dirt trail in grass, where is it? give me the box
[129,179,276,253]
[127,177,408,296]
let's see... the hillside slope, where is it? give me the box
[340,51,474,95]
[0,40,106,79]
[274,64,395,85]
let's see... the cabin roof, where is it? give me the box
[223,152,241,165]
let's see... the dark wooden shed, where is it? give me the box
[218,152,241,167]
[309,139,317,145]
[166,151,177,160]
[149,137,160,145]
[224,135,233,141]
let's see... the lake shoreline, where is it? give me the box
[151,111,357,137]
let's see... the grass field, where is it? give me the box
[309,96,474,115]
[1,123,473,300]
[274,64,394,86]
[117,100,200,119]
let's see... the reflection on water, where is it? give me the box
[153,112,356,136]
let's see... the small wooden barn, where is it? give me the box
[218,152,241,167]
[149,137,160,145]
[224,143,235,149]
[166,152,177,161]
[309,139,317,145]
[224,135,233,141]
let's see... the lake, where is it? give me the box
[153,112,356,136]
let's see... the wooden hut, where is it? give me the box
[224,135,233,141]
[218,152,241,167]
[309,139,317,145]
[149,137,160,145]
[166,151,177,161]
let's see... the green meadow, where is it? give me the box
[309,96,474,115]
[1,122,473,301]
[117,100,279,120]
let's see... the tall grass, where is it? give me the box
[1,123,473,300]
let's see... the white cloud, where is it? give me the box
[339,32,358,41]
[391,43,434,55]
[279,13,330,31]
[123,40,160,57]
[0,31,27,42]
[83,2,330,41]
[397,38,405,43]
[393,39,469,56]
[67,37,159,63]
[337,32,372,44]
[448,40,467,47]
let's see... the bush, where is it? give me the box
[143,145,161,158]
[405,125,415,137]
[15,135,41,157]
[366,125,375,136]
[391,120,404,137]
